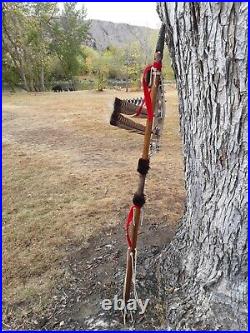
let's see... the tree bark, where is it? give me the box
[157,2,248,330]
[19,63,29,92]
[40,64,45,92]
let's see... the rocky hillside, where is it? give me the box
[87,19,156,50]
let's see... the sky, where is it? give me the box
[68,2,161,29]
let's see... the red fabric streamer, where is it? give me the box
[153,61,162,71]
[141,61,162,122]
[125,205,140,248]
[142,65,153,121]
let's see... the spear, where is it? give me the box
[122,24,166,306]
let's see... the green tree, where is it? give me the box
[2,2,89,91]
[92,51,109,91]
[2,52,19,92]
[50,2,88,80]
[2,2,58,91]
[84,46,115,91]
[25,2,59,91]
[122,42,144,91]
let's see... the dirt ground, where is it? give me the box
[2,87,185,330]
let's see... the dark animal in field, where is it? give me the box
[52,84,76,92]
[52,85,63,92]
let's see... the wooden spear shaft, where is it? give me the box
[123,55,163,304]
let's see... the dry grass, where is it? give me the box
[2,87,185,324]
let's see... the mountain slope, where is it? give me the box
[88,19,156,50]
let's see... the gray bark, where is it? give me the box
[40,65,45,92]
[157,2,248,330]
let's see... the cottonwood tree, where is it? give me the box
[156,2,247,330]
[50,2,88,80]
[2,2,89,91]
[3,3,33,91]
[2,2,58,91]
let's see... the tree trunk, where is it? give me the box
[29,77,35,92]
[40,64,45,92]
[19,66,29,92]
[125,64,129,92]
[157,2,248,330]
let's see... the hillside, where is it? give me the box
[87,19,156,50]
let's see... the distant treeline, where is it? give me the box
[2,2,174,92]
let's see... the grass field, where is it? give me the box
[2,87,185,329]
